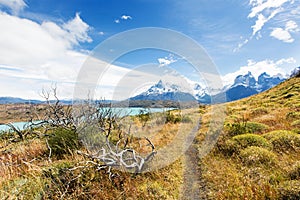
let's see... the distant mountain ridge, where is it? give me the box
[130,80,196,101]
[0,97,73,105]
[224,71,286,101]
[131,71,287,103]
[1,68,297,105]
[0,97,42,104]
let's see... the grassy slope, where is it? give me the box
[199,77,300,199]
[0,77,299,199]
[0,110,194,199]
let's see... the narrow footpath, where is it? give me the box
[180,143,208,200]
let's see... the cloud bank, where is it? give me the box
[0,0,26,15]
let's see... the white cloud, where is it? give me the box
[115,15,132,24]
[0,11,94,99]
[276,57,296,65]
[63,12,92,45]
[0,0,26,15]
[121,15,132,20]
[157,54,177,67]
[248,0,291,19]
[286,20,299,31]
[222,57,296,86]
[251,8,282,36]
[98,31,104,35]
[270,27,294,42]
[0,11,153,100]
[270,20,299,42]
[236,0,294,51]
[234,38,249,52]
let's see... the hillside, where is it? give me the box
[0,77,299,199]
[198,77,300,199]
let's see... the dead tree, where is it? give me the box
[73,99,156,174]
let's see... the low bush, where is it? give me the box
[165,111,179,124]
[292,120,300,128]
[137,110,151,127]
[251,107,268,116]
[263,130,300,153]
[277,180,300,200]
[286,112,300,121]
[181,115,192,123]
[47,128,81,158]
[239,146,277,166]
[246,122,269,133]
[224,134,271,155]
[289,162,300,180]
[225,121,268,137]
[165,111,191,124]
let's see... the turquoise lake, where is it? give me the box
[0,107,173,132]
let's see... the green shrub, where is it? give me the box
[263,130,300,153]
[251,107,268,116]
[224,134,271,155]
[289,162,300,180]
[239,146,277,166]
[224,121,248,137]
[48,128,80,158]
[245,122,269,133]
[43,162,77,198]
[225,121,268,137]
[286,112,300,120]
[137,109,151,127]
[165,111,182,124]
[277,180,300,200]
[181,115,192,123]
[292,120,300,128]
[0,176,46,199]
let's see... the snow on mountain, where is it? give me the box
[257,72,285,92]
[145,80,180,95]
[130,69,294,103]
[290,66,300,77]
[225,71,286,101]
[130,79,206,102]
[232,71,257,88]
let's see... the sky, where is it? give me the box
[0,0,299,100]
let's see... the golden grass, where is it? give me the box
[0,110,186,199]
[199,77,300,199]
[1,77,299,199]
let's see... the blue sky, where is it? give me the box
[0,0,299,99]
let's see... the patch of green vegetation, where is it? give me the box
[164,111,192,124]
[0,176,46,199]
[286,112,300,120]
[225,120,269,137]
[138,181,171,199]
[251,107,268,116]
[292,120,300,128]
[263,130,300,153]
[246,122,269,133]
[277,180,300,200]
[239,146,277,167]
[137,109,151,127]
[224,134,271,155]
[48,128,81,158]
[289,162,300,180]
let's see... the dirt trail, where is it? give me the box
[180,143,208,200]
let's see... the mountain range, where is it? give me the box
[130,71,287,103]
[0,69,296,105]
[224,71,285,102]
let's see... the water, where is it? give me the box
[0,107,173,133]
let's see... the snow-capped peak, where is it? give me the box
[146,80,181,95]
[233,71,256,87]
[290,66,300,77]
